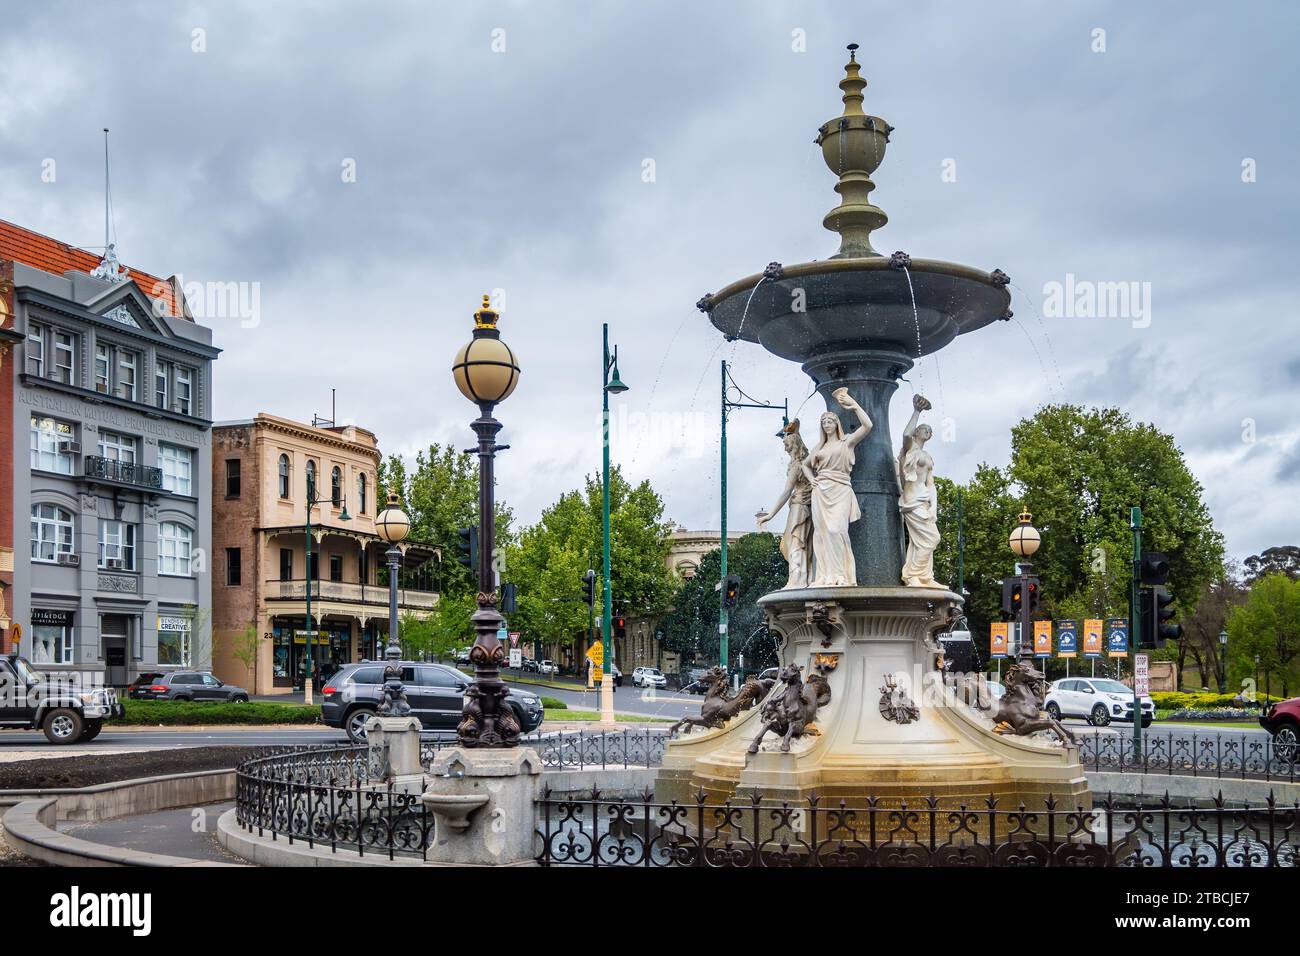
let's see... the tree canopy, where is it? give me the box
[1227,572,1300,698]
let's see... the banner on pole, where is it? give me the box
[990,623,1009,659]
[1056,620,1078,658]
[1106,618,1129,658]
[1033,620,1052,658]
[1082,619,1103,658]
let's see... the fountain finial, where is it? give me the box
[817,44,891,258]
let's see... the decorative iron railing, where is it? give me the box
[1077,730,1299,782]
[83,455,163,490]
[535,789,1300,867]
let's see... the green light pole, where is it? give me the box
[1129,506,1143,757]
[720,359,786,683]
[601,323,628,724]
[303,472,349,705]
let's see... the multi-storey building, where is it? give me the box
[211,414,439,695]
[1,221,218,682]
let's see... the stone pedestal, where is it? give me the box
[421,747,543,866]
[365,716,424,789]
[656,587,1090,816]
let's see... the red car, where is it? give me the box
[1260,696,1300,762]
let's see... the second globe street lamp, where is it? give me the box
[375,493,411,713]
[451,295,521,747]
[1008,508,1040,661]
[600,322,628,726]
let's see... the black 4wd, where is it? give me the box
[0,653,124,744]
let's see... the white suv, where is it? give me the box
[1045,677,1153,728]
[538,660,559,676]
[632,666,667,689]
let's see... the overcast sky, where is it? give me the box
[2,1,1296,560]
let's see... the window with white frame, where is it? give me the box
[358,473,367,514]
[52,330,75,384]
[159,443,193,495]
[97,430,136,464]
[30,417,76,474]
[26,322,45,376]
[278,454,290,498]
[32,623,74,665]
[175,366,192,415]
[118,349,138,400]
[31,504,74,562]
[95,344,111,392]
[155,359,171,409]
[158,522,193,576]
[98,520,136,570]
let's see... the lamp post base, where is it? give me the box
[598,672,616,726]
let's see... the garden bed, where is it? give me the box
[119,700,321,726]
[0,747,250,791]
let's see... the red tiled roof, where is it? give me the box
[0,218,182,318]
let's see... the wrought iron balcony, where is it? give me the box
[83,455,163,490]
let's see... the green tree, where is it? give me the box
[659,532,788,670]
[378,443,513,600]
[1227,573,1300,698]
[505,467,675,663]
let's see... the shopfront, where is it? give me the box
[157,614,193,668]
[30,608,75,666]
[271,617,353,689]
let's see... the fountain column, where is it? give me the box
[802,348,912,586]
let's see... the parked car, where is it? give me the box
[685,667,713,694]
[128,671,250,703]
[1044,677,1152,727]
[1260,695,1300,763]
[758,667,779,683]
[322,661,545,743]
[632,666,667,689]
[538,660,559,676]
[522,658,540,673]
[0,653,123,743]
[611,664,622,688]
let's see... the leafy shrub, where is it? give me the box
[1151,692,1280,711]
[540,697,567,710]
[120,700,321,726]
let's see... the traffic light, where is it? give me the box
[1001,578,1018,615]
[722,574,741,609]
[1024,577,1040,613]
[456,526,479,581]
[581,569,596,606]
[1141,586,1181,648]
[1139,551,1171,585]
[614,616,627,641]
[501,582,517,615]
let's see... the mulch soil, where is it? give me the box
[0,746,253,791]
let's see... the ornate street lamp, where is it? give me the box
[1008,508,1040,660]
[375,493,411,715]
[1218,628,1229,694]
[452,295,521,747]
[599,323,629,724]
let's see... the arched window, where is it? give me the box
[358,473,367,514]
[331,466,342,506]
[305,460,317,500]
[278,454,290,498]
[158,522,193,576]
[31,503,74,562]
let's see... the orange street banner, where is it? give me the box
[990,622,1009,659]
[1033,620,1052,658]
[1083,619,1103,658]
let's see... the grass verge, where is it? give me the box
[543,709,672,723]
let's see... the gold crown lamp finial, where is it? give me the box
[473,294,499,330]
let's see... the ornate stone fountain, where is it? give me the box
[656,47,1089,813]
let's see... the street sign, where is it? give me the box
[1033,620,1052,658]
[508,631,520,647]
[586,642,603,667]
[1106,618,1128,658]
[509,648,522,669]
[1056,620,1078,658]
[1134,654,1150,695]
[1083,619,1103,658]
[989,623,1008,659]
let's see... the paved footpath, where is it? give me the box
[58,802,241,863]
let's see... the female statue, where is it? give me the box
[757,420,813,589]
[898,394,941,587]
[802,388,872,586]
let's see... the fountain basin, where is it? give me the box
[702,257,1009,363]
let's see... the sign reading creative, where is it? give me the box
[1056,620,1078,658]
[1082,619,1103,658]
[1106,618,1129,658]
[989,623,1009,659]
[1033,620,1052,658]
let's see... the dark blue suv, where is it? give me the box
[322,661,544,743]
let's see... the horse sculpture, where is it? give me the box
[667,667,773,738]
[985,659,1076,746]
[747,663,832,754]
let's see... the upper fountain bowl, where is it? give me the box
[701,257,1011,365]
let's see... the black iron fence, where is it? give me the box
[536,789,1300,867]
[1077,731,1299,782]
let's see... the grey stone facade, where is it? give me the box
[11,263,218,683]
